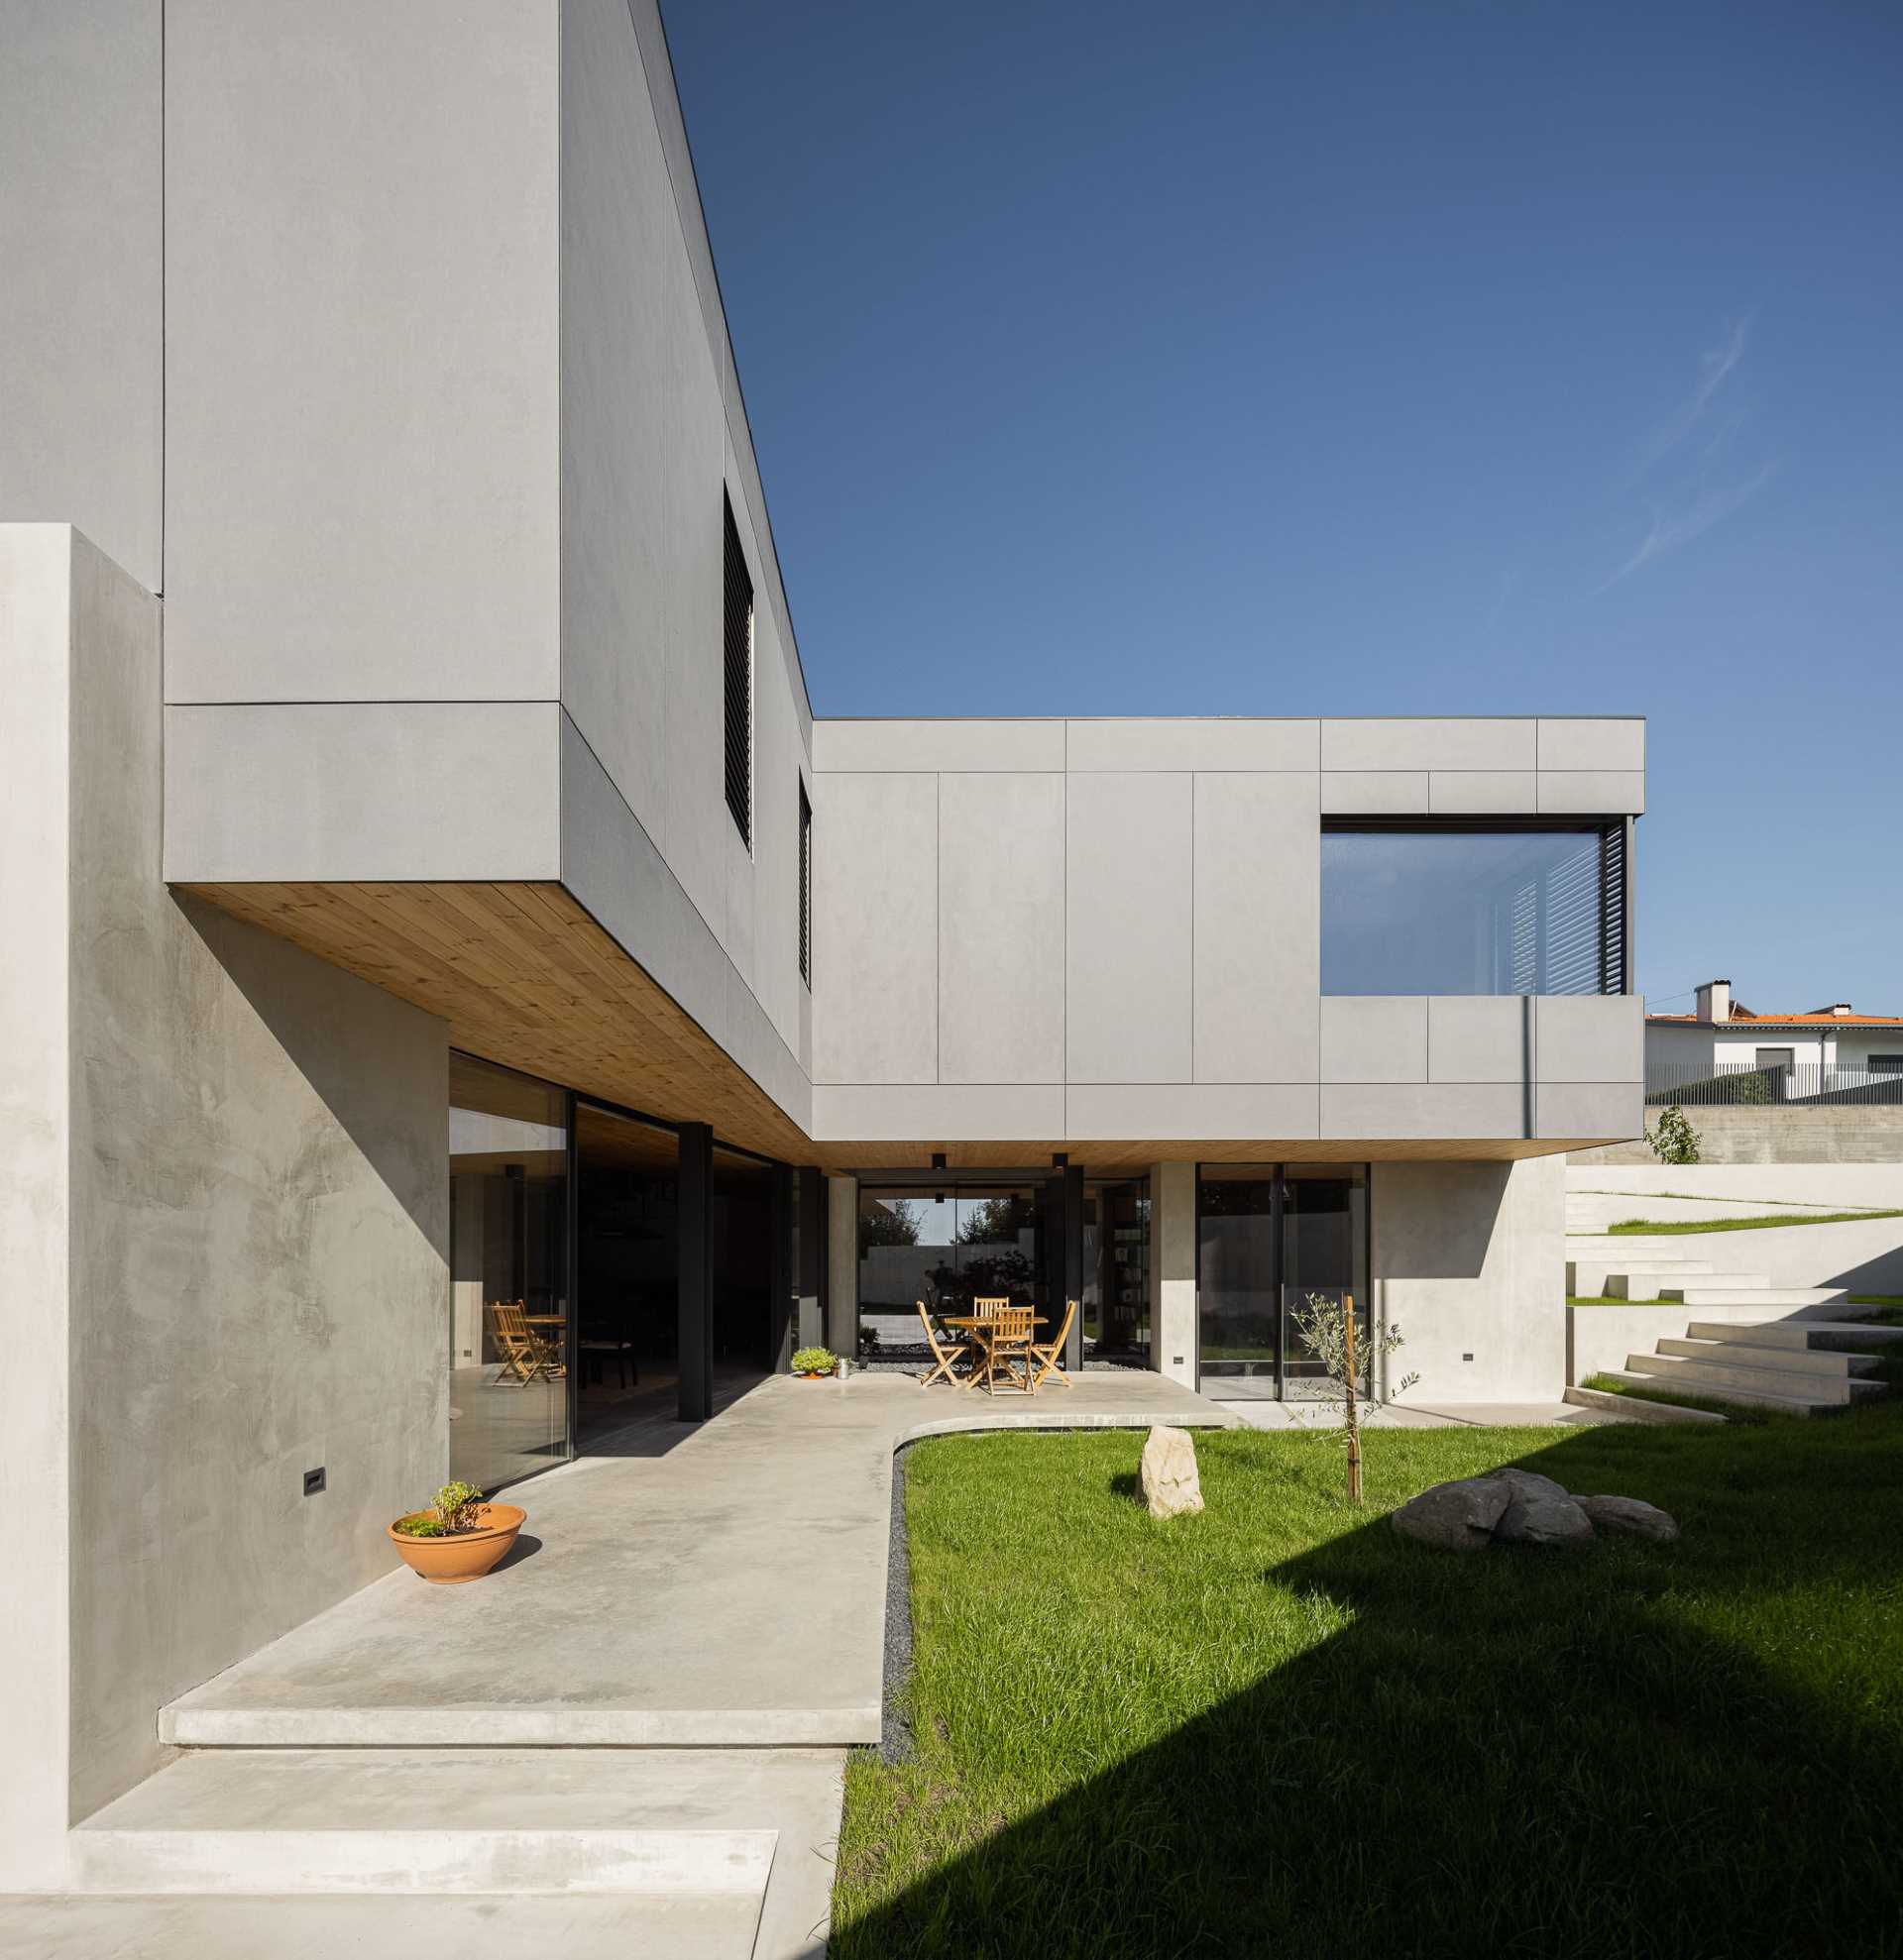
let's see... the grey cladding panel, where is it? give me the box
[811,773,938,1084]
[1066,773,1191,1083]
[1193,771,1320,1082]
[938,773,1065,1084]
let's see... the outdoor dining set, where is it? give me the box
[916,1296,1078,1395]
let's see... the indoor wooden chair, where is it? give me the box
[980,1304,1035,1395]
[491,1302,545,1385]
[1027,1297,1078,1391]
[916,1300,974,1388]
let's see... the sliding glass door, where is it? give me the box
[1195,1164,1369,1401]
[449,1053,571,1490]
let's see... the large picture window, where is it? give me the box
[1321,821,1625,996]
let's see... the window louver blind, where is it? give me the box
[1500,830,1620,994]
[723,496,753,848]
[1598,820,1629,995]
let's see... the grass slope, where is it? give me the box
[1607,1209,1903,1235]
[836,1375,1903,1959]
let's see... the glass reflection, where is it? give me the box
[449,1053,569,1491]
[1322,827,1608,995]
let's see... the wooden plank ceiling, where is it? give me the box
[185,881,1580,1174]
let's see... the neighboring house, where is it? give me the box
[1648,981,1903,1092]
[0,4,1641,1894]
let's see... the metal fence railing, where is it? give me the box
[1644,1062,1903,1108]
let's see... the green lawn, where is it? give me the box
[1566,1293,1668,1306]
[1607,1208,1903,1235]
[835,1376,1903,1958]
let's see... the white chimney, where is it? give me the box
[1695,979,1732,1024]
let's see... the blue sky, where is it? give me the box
[666,1,1903,1016]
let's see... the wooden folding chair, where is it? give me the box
[917,1301,973,1388]
[491,1302,544,1385]
[1027,1297,1078,1391]
[980,1305,1035,1395]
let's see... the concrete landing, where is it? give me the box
[1231,1398,1627,1431]
[161,1370,1233,1751]
[0,1892,763,1960]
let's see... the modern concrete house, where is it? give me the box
[1,0,1643,1924]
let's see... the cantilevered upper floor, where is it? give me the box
[3,4,1645,1166]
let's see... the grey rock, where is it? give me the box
[1140,1425,1203,1520]
[1494,1492,1596,1549]
[1484,1468,1571,1503]
[1390,1475,1513,1552]
[1577,1494,1680,1542]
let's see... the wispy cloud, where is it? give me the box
[1598,314,1774,591]
[1632,313,1754,481]
[1598,462,1776,591]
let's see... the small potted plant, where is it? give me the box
[791,1346,838,1379]
[388,1478,525,1584]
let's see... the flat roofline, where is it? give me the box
[811,712,1647,724]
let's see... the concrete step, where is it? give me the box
[1658,1285,1846,1308]
[0,1893,765,1960]
[1594,1367,1833,1418]
[69,1747,836,1902]
[1561,1382,1726,1424]
[1566,1258,1718,1297]
[1654,1337,1883,1380]
[1687,1317,1903,1351]
[1564,1240,1710,1260]
[1623,1352,1879,1407]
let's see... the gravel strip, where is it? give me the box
[880,1443,917,1765]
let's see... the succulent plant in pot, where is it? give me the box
[791,1346,838,1378]
[388,1478,525,1583]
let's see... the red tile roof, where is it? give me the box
[1647,1010,1903,1028]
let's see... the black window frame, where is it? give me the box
[723,493,754,850]
[1320,816,1632,998]
[798,776,813,990]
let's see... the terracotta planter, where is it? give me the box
[387,1502,526,1584]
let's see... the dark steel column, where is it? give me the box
[563,1092,580,1458]
[768,1164,795,1372]
[678,1122,714,1420]
[1062,1164,1085,1371]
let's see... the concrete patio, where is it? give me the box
[162,1368,1235,1750]
[4,1368,1625,1958]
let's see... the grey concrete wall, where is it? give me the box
[0,526,81,1889]
[0,2,163,592]
[1153,1162,1197,1389]
[1574,1105,1903,1164]
[147,0,814,1116]
[1,529,450,1862]
[811,719,1643,1145]
[163,0,560,703]
[1373,1156,1567,1402]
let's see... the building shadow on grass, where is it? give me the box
[834,1423,1903,1960]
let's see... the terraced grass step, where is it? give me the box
[1686,1318,1903,1351]
[1623,1351,1879,1406]
[1593,1367,1831,1417]
[1654,1337,1882,1379]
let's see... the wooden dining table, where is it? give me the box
[938,1313,1049,1393]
